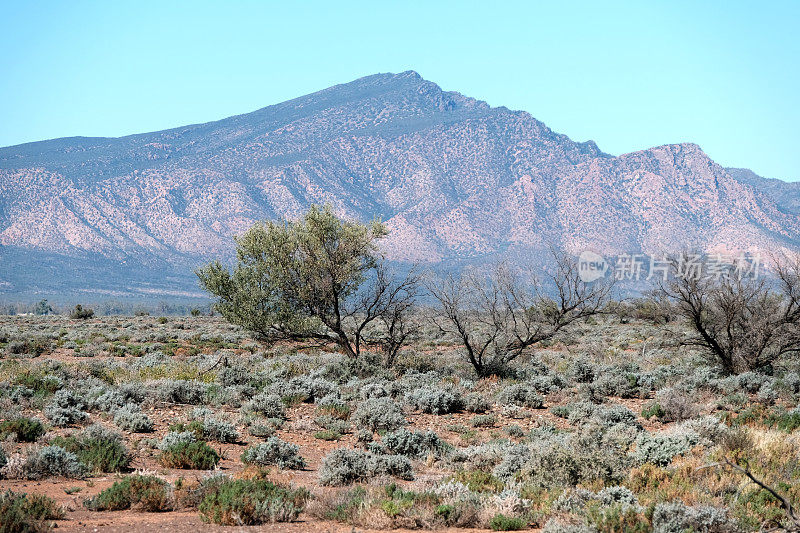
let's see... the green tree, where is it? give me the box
[33,299,53,316]
[197,205,418,359]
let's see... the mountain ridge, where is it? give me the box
[0,71,796,298]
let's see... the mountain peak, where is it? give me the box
[0,73,797,297]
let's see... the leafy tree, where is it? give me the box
[33,299,53,316]
[197,205,418,359]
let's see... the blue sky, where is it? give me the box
[1,1,798,180]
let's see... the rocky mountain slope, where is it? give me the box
[1,71,797,297]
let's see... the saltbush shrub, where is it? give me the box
[44,389,88,427]
[496,383,544,409]
[319,448,413,486]
[463,392,490,413]
[651,501,736,532]
[381,429,446,458]
[631,430,699,467]
[11,446,87,480]
[113,403,154,433]
[351,397,406,432]
[405,386,463,414]
[241,392,286,419]
[240,438,306,470]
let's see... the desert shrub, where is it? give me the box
[565,401,598,424]
[381,429,446,458]
[519,425,631,488]
[591,367,642,399]
[198,479,309,525]
[587,503,649,532]
[641,402,666,420]
[240,438,306,470]
[764,406,800,432]
[0,417,45,442]
[241,392,286,419]
[10,446,87,480]
[464,392,491,413]
[405,386,463,414]
[84,475,173,512]
[150,379,206,405]
[489,513,527,531]
[541,519,595,533]
[654,387,697,422]
[596,486,639,506]
[316,394,351,419]
[595,404,642,429]
[4,337,53,357]
[569,358,596,383]
[51,424,130,473]
[247,423,275,438]
[453,470,504,493]
[360,382,391,399]
[496,383,544,408]
[69,305,95,320]
[157,430,197,450]
[273,376,337,403]
[44,389,88,427]
[315,415,350,435]
[159,441,219,470]
[351,397,406,432]
[0,490,64,532]
[113,403,154,433]
[471,414,498,428]
[200,417,239,443]
[184,408,239,443]
[631,430,699,467]
[90,388,126,412]
[0,447,6,472]
[528,374,565,394]
[650,501,736,533]
[319,449,413,486]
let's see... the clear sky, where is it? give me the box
[1,1,798,180]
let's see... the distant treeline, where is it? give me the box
[0,299,214,317]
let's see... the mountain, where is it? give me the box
[1,71,798,299]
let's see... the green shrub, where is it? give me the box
[314,430,342,441]
[0,490,64,532]
[51,425,130,473]
[453,470,504,494]
[764,408,800,432]
[159,441,219,470]
[641,402,665,420]
[0,417,46,442]
[489,513,527,531]
[84,475,173,511]
[198,479,309,525]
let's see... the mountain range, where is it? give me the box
[1,71,797,299]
